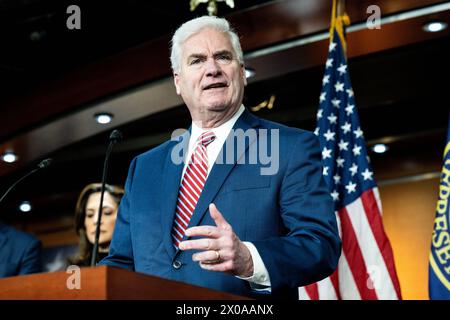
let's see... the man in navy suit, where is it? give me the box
[100,16,340,298]
[0,222,42,278]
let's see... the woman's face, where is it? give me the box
[84,191,118,246]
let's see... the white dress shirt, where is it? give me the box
[181,105,271,289]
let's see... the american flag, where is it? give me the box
[298,25,402,299]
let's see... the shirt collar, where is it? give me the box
[190,104,245,144]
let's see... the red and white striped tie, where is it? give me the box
[172,131,216,248]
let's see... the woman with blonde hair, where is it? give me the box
[68,183,124,266]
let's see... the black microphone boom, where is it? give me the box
[0,158,53,204]
[109,129,123,143]
[37,158,52,169]
[90,130,122,266]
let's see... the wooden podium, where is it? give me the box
[0,266,248,300]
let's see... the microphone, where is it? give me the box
[91,130,122,266]
[109,129,123,143]
[0,158,53,204]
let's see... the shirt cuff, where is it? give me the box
[235,242,271,290]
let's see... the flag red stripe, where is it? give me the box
[329,269,342,299]
[339,206,378,300]
[304,283,319,300]
[360,189,402,299]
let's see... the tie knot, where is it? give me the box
[198,131,216,147]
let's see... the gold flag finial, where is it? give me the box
[250,95,276,112]
[190,0,235,16]
[330,0,350,53]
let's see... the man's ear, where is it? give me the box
[174,73,181,95]
[241,64,247,86]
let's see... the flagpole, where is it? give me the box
[330,0,337,41]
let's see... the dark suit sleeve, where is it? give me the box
[18,237,42,275]
[99,158,136,270]
[252,131,341,295]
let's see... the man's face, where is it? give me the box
[174,28,246,123]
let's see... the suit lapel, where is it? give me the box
[161,131,190,258]
[184,109,261,233]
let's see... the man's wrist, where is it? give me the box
[235,242,271,287]
[238,241,254,277]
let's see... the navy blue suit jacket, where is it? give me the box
[100,109,340,298]
[0,222,42,278]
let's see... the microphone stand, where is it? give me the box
[90,130,122,266]
[0,158,52,204]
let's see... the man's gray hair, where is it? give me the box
[170,16,244,73]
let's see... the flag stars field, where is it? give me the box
[331,98,341,108]
[329,41,337,52]
[324,129,335,141]
[317,108,323,119]
[328,113,337,124]
[354,127,364,138]
[341,122,351,133]
[335,81,344,92]
[346,88,354,98]
[352,145,362,156]
[333,174,341,184]
[322,147,332,159]
[338,139,349,151]
[345,181,357,194]
[337,63,347,75]
[345,104,354,115]
[361,168,373,181]
[349,163,358,176]
[331,190,340,201]
[326,58,334,68]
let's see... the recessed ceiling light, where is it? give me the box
[29,30,47,42]
[95,112,114,124]
[245,68,256,79]
[1,151,18,163]
[19,201,32,213]
[422,21,448,33]
[372,144,388,154]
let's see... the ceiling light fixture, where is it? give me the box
[422,21,448,32]
[1,151,18,163]
[95,112,114,124]
[19,201,32,213]
[29,30,47,42]
[372,144,389,154]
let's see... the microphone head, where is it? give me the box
[37,158,52,169]
[109,130,123,143]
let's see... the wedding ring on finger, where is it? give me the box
[214,250,221,261]
[200,250,221,265]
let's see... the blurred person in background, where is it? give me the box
[67,183,124,267]
[0,221,42,278]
